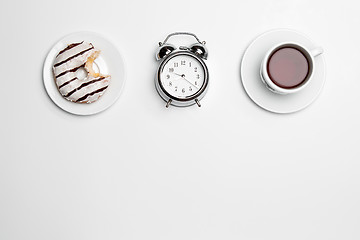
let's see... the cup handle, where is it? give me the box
[311,47,324,57]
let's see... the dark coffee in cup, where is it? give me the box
[260,42,323,94]
[267,47,309,89]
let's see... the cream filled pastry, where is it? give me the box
[53,41,110,103]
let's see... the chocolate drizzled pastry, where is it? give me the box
[53,41,110,103]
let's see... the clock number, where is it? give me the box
[169,68,174,72]
[174,63,178,67]
[169,81,172,87]
[181,61,186,65]
[166,74,170,79]
[196,74,200,79]
[189,86,192,91]
[194,67,198,72]
[182,88,185,93]
[175,86,178,92]
[189,62,192,67]
[195,81,198,86]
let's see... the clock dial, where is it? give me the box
[160,54,205,99]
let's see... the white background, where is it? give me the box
[1,0,359,239]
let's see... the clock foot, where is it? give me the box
[195,99,201,107]
[166,99,172,108]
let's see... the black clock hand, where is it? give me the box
[173,72,185,78]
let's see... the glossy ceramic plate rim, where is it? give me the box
[43,31,126,115]
[241,28,326,114]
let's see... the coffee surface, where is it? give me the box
[267,47,309,89]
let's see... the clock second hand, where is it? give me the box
[173,72,199,90]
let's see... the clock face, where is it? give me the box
[159,53,206,100]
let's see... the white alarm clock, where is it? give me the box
[155,32,209,107]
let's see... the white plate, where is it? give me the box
[43,31,125,115]
[241,29,326,114]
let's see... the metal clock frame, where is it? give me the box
[155,32,209,108]
[156,51,209,107]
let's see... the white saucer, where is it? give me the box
[43,31,125,115]
[241,29,326,114]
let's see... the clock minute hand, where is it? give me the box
[182,76,199,90]
[173,72,199,90]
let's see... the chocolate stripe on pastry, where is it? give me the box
[54,46,94,67]
[76,86,108,102]
[67,77,106,96]
[64,88,77,98]
[56,41,84,57]
[76,77,105,90]
[63,77,106,97]
[55,63,85,78]
[58,77,77,89]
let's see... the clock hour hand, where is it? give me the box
[173,72,185,77]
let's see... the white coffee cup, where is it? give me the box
[260,42,323,94]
